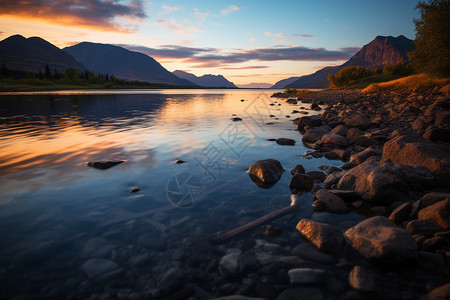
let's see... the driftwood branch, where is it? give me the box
[212,194,302,242]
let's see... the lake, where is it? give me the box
[0,89,363,299]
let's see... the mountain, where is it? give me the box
[237,83,273,88]
[0,34,84,73]
[274,35,415,89]
[271,77,301,89]
[172,70,236,88]
[64,42,196,86]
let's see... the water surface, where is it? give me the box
[0,89,360,298]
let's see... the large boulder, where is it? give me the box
[417,198,450,230]
[295,115,322,131]
[321,133,351,147]
[349,266,377,292]
[344,115,371,129]
[296,219,344,253]
[302,126,329,144]
[337,161,408,202]
[350,147,382,166]
[289,174,314,193]
[382,134,450,186]
[345,216,417,263]
[313,189,349,214]
[248,159,284,188]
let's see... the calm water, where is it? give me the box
[0,89,361,299]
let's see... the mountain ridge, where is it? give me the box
[0,34,84,73]
[64,42,196,86]
[172,70,236,88]
[275,35,415,89]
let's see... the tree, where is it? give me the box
[44,64,52,79]
[408,0,450,78]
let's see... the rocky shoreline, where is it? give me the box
[268,87,450,299]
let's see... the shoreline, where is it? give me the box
[269,86,450,297]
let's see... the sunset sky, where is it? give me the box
[0,0,420,85]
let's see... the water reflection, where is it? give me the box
[0,89,358,299]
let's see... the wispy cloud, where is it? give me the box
[156,18,203,35]
[193,8,210,21]
[0,0,147,32]
[122,44,358,68]
[292,34,313,39]
[221,66,269,70]
[220,4,240,16]
[265,32,285,37]
[248,37,256,43]
[161,5,179,12]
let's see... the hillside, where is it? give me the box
[0,35,84,73]
[64,42,196,86]
[172,70,236,88]
[274,35,415,89]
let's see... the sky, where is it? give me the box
[0,0,420,85]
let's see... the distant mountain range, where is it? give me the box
[0,35,84,73]
[64,42,195,86]
[273,35,415,89]
[172,70,236,88]
[237,83,273,89]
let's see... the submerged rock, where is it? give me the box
[276,138,296,146]
[290,164,306,175]
[82,259,120,279]
[345,216,417,263]
[287,268,327,284]
[289,174,314,193]
[248,159,284,188]
[87,160,124,170]
[296,219,344,253]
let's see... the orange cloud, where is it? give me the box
[0,0,147,32]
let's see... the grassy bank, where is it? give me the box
[362,74,450,93]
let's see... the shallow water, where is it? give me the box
[0,89,364,299]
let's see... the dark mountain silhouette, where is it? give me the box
[271,76,301,89]
[0,34,84,73]
[64,42,196,86]
[172,70,237,88]
[274,35,415,89]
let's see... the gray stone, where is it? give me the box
[349,266,377,292]
[302,127,329,144]
[212,296,267,300]
[345,216,417,263]
[417,198,450,230]
[331,125,349,137]
[290,243,334,265]
[276,138,296,146]
[82,259,119,279]
[388,202,412,224]
[289,174,314,193]
[248,159,284,188]
[288,268,327,284]
[314,189,349,214]
[290,164,305,175]
[82,238,115,258]
[296,219,344,253]
[276,287,324,300]
[321,133,351,147]
[350,147,382,166]
[406,220,439,236]
[129,253,151,267]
